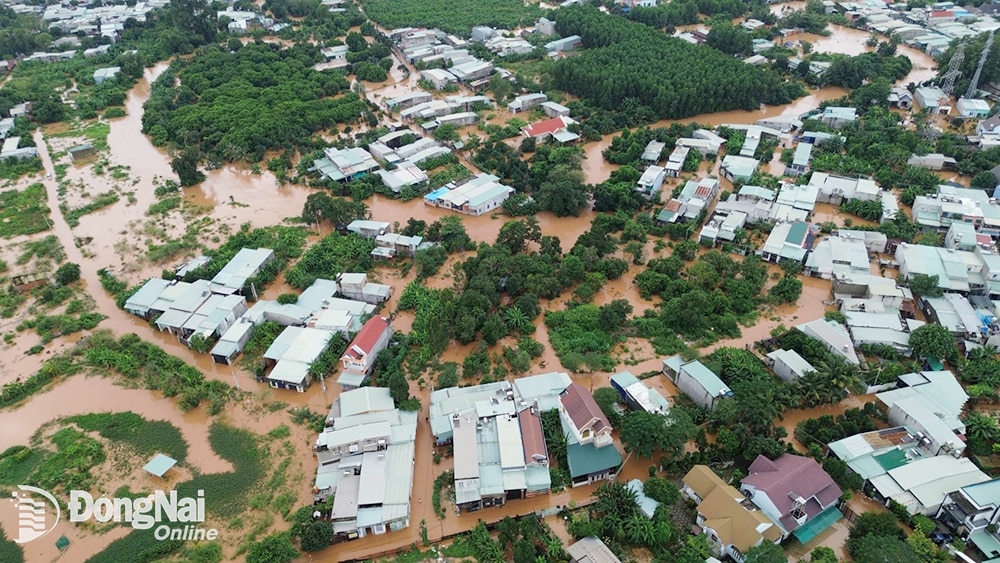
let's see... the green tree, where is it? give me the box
[54,262,81,285]
[246,533,297,563]
[535,165,589,217]
[643,476,680,505]
[809,546,839,562]
[908,273,943,297]
[388,369,409,404]
[171,150,205,187]
[415,245,447,279]
[769,275,803,304]
[850,535,918,563]
[909,322,957,363]
[300,193,369,226]
[300,521,334,552]
[744,541,788,563]
[620,411,666,458]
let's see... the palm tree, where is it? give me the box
[963,412,999,444]
[625,514,655,547]
[503,306,529,332]
[969,345,999,363]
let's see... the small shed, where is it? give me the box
[143,453,178,478]
[68,144,97,161]
[11,272,47,294]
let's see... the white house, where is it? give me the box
[662,356,733,410]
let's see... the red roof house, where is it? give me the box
[337,316,393,390]
[559,383,614,448]
[522,116,580,143]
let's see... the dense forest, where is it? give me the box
[551,6,804,119]
[141,42,367,164]
[358,0,542,36]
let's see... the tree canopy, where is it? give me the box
[551,6,802,119]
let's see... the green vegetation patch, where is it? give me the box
[284,232,375,289]
[66,412,189,463]
[49,122,112,151]
[0,156,44,182]
[361,0,541,36]
[0,529,24,563]
[88,423,267,563]
[61,191,120,227]
[142,43,364,164]
[0,182,50,238]
[551,6,802,119]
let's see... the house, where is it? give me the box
[871,456,988,516]
[536,17,557,36]
[566,537,621,563]
[937,479,1000,555]
[682,465,782,562]
[889,87,914,109]
[832,273,909,310]
[209,248,275,296]
[979,114,1000,137]
[876,371,968,443]
[657,177,720,224]
[508,93,547,113]
[337,316,393,390]
[761,221,815,264]
[920,293,989,341]
[635,165,666,199]
[560,383,622,487]
[92,66,120,84]
[811,172,879,205]
[385,92,433,111]
[642,140,666,164]
[541,101,570,118]
[544,35,582,53]
[845,310,912,352]
[915,86,951,114]
[721,155,760,183]
[910,185,1000,232]
[740,454,843,542]
[376,165,429,193]
[522,116,579,144]
[818,106,857,128]
[470,26,496,43]
[895,243,979,293]
[320,44,349,61]
[804,235,870,279]
[787,142,813,177]
[662,356,733,410]
[945,221,979,252]
[665,145,689,177]
[700,210,748,246]
[0,137,36,160]
[264,326,334,392]
[67,144,96,161]
[957,98,991,118]
[373,232,424,259]
[907,153,958,171]
[882,191,900,223]
[692,129,727,154]
[346,220,391,239]
[424,173,515,216]
[210,318,255,365]
[835,230,888,254]
[428,374,578,510]
[609,371,669,415]
[795,318,861,365]
[419,68,457,90]
[449,60,493,83]
[766,349,816,382]
[337,272,392,305]
[314,147,381,182]
[314,388,418,537]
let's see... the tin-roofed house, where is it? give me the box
[264,326,334,392]
[662,356,733,410]
[209,248,276,296]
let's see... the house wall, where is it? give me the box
[740,485,788,539]
[676,369,714,410]
[267,377,307,393]
[772,358,799,383]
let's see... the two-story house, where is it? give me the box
[337,316,393,390]
[740,454,843,543]
[558,383,622,487]
[937,479,1000,557]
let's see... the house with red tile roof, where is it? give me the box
[337,316,393,390]
[521,115,580,144]
[739,454,843,542]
